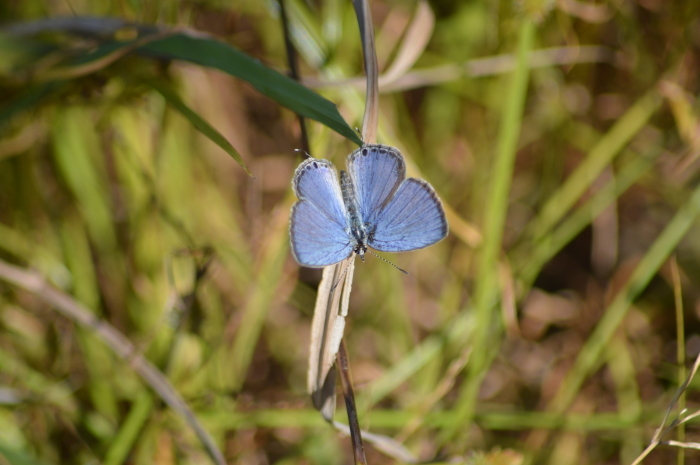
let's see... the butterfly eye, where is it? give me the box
[362,148,368,156]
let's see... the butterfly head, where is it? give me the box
[353,241,367,262]
[349,224,368,261]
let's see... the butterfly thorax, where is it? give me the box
[340,170,368,260]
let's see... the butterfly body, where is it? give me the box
[340,169,368,261]
[290,144,448,268]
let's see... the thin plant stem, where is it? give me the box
[337,340,367,465]
[0,259,226,465]
[629,351,700,465]
[279,0,310,155]
[671,257,686,465]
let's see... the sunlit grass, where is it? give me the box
[1,1,700,465]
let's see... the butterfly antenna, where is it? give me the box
[294,148,312,159]
[353,127,365,144]
[330,263,351,292]
[367,250,409,275]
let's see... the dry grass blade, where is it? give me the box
[629,351,700,465]
[558,0,612,23]
[660,441,700,451]
[307,259,413,461]
[387,45,615,91]
[0,259,226,465]
[353,0,379,144]
[377,1,434,87]
[333,421,419,463]
[305,46,616,92]
[308,257,355,420]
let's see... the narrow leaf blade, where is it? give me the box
[149,80,252,176]
[138,33,363,145]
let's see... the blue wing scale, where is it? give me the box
[290,158,353,267]
[347,145,405,227]
[368,178,448,252]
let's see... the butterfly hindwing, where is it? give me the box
[368,178,448,252]
[290,158,353,267]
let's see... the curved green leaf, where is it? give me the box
[2,17,363,145]
[149,80,252,176]
[137,33,362,145]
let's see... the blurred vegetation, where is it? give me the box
[1,0,700,464]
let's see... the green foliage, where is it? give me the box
[1,1,700,465]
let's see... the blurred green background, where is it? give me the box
[1,0,700,464]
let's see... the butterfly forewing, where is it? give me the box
[347,145,406,227]
[368,178,448,252]
[293,158,347,224]
[290,158,353,267]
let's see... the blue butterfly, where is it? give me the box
[290,144,448,267]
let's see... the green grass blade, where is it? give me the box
[199,407,651,431]
[672,257,687,465]
[359,334,443,410]
[443,17,536,441]
[149,80,252,176]
[286,0,327,68]
[549,182,700,414]
[517,148,660,288]
[103,391,154,465]
[214,208,290,392]
[529,90,661,241]
[52,107,117,252]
